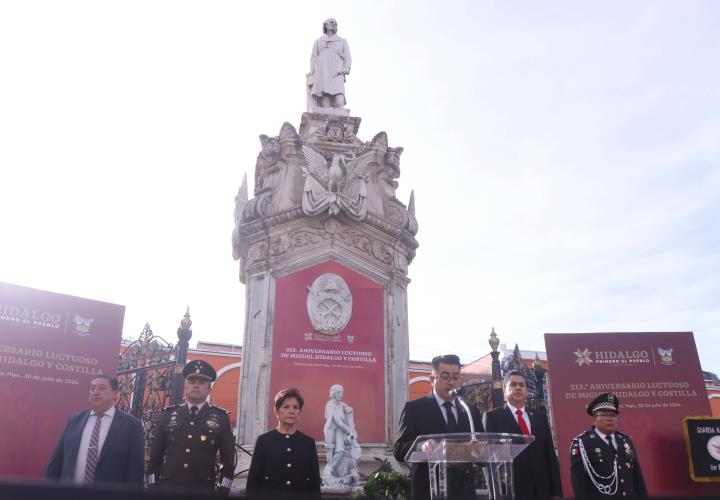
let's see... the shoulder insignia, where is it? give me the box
[569,439,580,456]
[210,405,230,414]
[162,404,181,412]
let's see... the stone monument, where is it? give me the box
[232,17,418,486]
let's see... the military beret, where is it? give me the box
[587,392,620,415]
[182,359,217,382]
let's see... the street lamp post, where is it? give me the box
[489,327,504,408]
[170,307,192,404]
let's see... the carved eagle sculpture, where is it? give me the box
[301,145,373,221]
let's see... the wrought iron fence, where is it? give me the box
[459,380,494,415]
[116,323,178,462]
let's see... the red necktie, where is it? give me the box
[516,409,530,435]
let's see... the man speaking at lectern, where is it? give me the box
[394,354,483,500]
[483,370,562,499]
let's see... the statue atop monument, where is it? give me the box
[307,18,352,114]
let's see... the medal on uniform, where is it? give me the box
[207,419,219,430]
[201,435,207,442]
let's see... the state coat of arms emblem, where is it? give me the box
[306,273,353,335]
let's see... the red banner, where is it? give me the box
[545,332,720,497]
[0,282,125,480]
[268,260,385,443]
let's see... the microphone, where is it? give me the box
[448,388,477,438]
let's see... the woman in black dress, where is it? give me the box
[246,388,321,499]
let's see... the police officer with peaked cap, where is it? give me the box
[570,393,648,498]
[148,360,235,495]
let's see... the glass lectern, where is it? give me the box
[404,432,534,500]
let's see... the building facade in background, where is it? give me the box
[120,339,718,434]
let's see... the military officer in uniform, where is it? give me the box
[148,360,235,495]
[570,393,647,498]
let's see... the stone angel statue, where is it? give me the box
[301,145,374,221]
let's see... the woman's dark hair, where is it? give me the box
[274,387,304,411]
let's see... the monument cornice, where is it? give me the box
[238,214,416,283]
[238,208,417,251]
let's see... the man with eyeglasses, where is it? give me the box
[483,369,562,499]
[570,393,647,498]
[394,354,483,500]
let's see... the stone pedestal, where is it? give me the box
[231,111,418,484]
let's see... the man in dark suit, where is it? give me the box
[483,369,562,499]
[148,359,235,495]
[45,375,144,486]
[394,354,484,500]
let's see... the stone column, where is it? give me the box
[232,113,418,479]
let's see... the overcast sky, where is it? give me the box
[1,1,718,372]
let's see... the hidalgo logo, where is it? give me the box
[573,347,651,366]
[574,348,593,366]
[73,314,94,335]
[0,304,63,329]
[658,347,675,365]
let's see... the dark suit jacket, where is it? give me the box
[394,393,484,500]
[483,404,562,499]
[45,407,144,486]
[246,429,321,499]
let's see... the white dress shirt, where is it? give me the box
[507,402,532,434]
[73,405,116,484]
[432,390,458,424]
[594,428,618,448]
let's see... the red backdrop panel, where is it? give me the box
[545,332,720,497]
[268,260,385,444]
[0,282,125,480]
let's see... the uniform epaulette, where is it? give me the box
[163,403,182,411]
[569,432,584,447]
[210,405,230,414]
[615,430,629,439]
[573,430,589,440]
